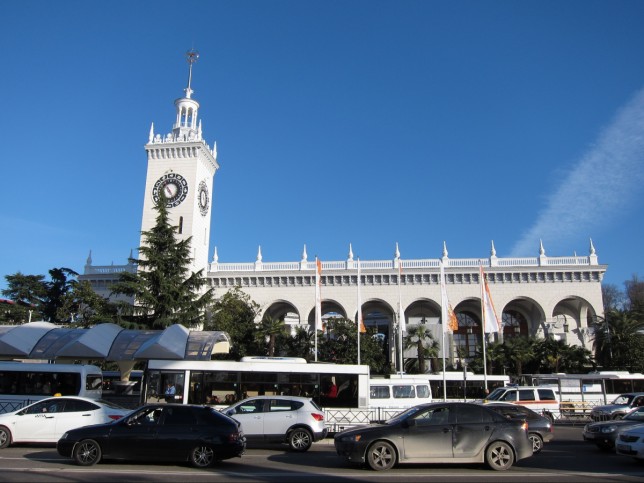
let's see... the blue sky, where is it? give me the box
[1,0,643,292]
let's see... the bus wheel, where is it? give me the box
[0,426,12,449]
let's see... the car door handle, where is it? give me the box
[44,415,54,419]
[82,414,92,417]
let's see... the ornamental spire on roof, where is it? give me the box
[172,49,202,141]
[185,49,199,99]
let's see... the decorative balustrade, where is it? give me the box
[208,255,599,273]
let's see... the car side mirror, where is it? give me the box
[225,409,235,416]
[405,419,417,428]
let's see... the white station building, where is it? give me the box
[80,53,607,369]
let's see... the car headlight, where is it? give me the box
[601,426,617,433]
[339,434,362,443]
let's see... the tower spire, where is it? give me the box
[172,49,201,141]
[185,49,199,99]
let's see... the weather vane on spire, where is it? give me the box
[185,49,199,99]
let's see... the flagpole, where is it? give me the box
[440,261,448,401]
[397,261,404,375]
[357,257,361,365]
[315,257,322,362]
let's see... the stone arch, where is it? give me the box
[306,299,348,327]
[551,295,599,346]
[261,300,300,335]
[498,297,546,340]
[402,298,443,371]
[452,298,483,359]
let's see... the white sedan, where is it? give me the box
[0,396,131,448]
[615,423,644,461]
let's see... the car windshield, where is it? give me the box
[386,406,425,425]
[612,395,633,405]
[486,388,506,401]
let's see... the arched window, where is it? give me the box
[454,312,480,358]
[502,310,528,338]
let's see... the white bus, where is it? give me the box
[0,362,103,414]
[143,358,371,409]
[369,376,432,408]
[519,371,644,405]
[425,372,511,401]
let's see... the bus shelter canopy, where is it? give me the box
[0,322,230,361]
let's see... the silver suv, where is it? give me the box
[590,393,644,421]
[223,395,328,451]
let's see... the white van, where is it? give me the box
[368,377,432,409]
[482,385,560,422]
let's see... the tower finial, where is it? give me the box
[185,49,199,99]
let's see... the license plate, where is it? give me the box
[617,444,631,452]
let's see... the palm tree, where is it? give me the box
[593,309,644,371]
[403,324,436,374]
[257,315,289,357]
[503,336,535,377]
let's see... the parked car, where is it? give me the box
[482,386,560,423]
[334,401,533,471]
[590,393,644,421]
[57,404,245,467]
[0,396,130,448]
[615,423,644,461]
[223,395,327,452]
[483,402,554,453]
[583,406,644,451]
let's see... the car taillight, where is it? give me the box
[109,415,124,421]
[521,421,528,432]
[227,431,243,442]
[311,413,324,422]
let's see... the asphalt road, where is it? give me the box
[0,425,642,482]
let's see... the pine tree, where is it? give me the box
[110,192,213,329]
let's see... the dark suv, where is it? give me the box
[57,404,245,467]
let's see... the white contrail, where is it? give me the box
[511,88,644,257]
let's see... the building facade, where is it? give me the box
[80,54,607,368]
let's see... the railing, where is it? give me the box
[323,400,599,432]
[84,254,600,276]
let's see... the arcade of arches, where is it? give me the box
[261,296,597,368]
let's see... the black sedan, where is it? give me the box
[583,405,644,451]
[57,404,245,467]
[483,402,554,453]
[335,402,533,471]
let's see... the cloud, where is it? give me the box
[511,88,644,257]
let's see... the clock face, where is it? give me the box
[152,173,189,207]
[198,180,209,216]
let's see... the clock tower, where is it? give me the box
[140,50,219,275]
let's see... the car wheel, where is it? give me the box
[366,440,396,471]
[485,441,514,471]
[529,433,544,453]
[288,428,313,452]
[190,445,216,468]
[73,439,102,466]
[0,426,12,449]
